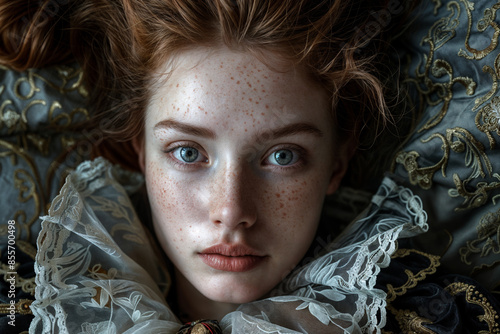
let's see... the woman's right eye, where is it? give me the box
[166,145,208,166]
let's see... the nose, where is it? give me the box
[208,163,257,229]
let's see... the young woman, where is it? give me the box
[1,1,428,333]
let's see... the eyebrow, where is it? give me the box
[154,119,217,139]
[267,122,323,139]
[153,119,323,139]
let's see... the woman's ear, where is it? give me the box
[132,135,146,173]
[326,140,356,195]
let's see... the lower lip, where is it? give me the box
[199,254,265,272]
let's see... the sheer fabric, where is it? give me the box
[30,158,428,333]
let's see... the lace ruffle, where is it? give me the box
[30,158,428,333]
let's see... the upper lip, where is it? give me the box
[200,243,264,257]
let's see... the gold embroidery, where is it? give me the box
[459,207,500,266]
[408,1,478,132]
[393,0,500,298]
[386,305,437,334]
[445,282,500,333]
[386,249,441,303]
[0,138,43,241]
[395,133,448,190]
[471,260,500,279]
[472,51,500,112]
[49,102,89,128]
[475,94,500,149]
[432,0,444,15]
[13,66,87,101]
[0,65,90,244]
[458,0,500,60]
[396,126,499,210]
[445,127,500,210]
[0,299,32,315]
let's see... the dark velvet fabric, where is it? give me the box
[377,242,500,333]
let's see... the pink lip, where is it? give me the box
[199,244,266,272]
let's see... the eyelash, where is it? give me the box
[162,142,307,171]
[163,142,208,170]
[262,145,307,171]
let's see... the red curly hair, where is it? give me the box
[0,0,413,186]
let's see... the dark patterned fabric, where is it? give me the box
[377,243,500,333]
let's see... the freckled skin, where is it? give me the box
[136,47,350,319]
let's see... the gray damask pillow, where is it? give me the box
[0,64,90,246]
[393,0,500,291]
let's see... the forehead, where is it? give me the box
[146,47,333,133]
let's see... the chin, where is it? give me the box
[199,277,271,305]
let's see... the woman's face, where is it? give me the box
[137,47,349,307]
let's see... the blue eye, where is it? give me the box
[179,147,199,162]
[269,149,297,166]
[168,145,207,165]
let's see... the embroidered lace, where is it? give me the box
[30,158,428,333]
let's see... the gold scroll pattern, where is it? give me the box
[0,64,89,243]
[394,0,500,280]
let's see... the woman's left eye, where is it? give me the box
[266,149,300,166]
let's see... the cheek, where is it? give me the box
[145,162,178,215]
[144,162,199,248]
[262,178,324,243]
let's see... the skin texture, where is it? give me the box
[134,47,351,320]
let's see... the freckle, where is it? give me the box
[262,89,266,93]
[236,81,240,84]
[265,105,269,109]
[231,77,234,80]
[275,193,280,198]
[249,98,252,102]
[255,101,259,104]
[176,83,179,87]
[280,203,284,208]
[247,82,252,88]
